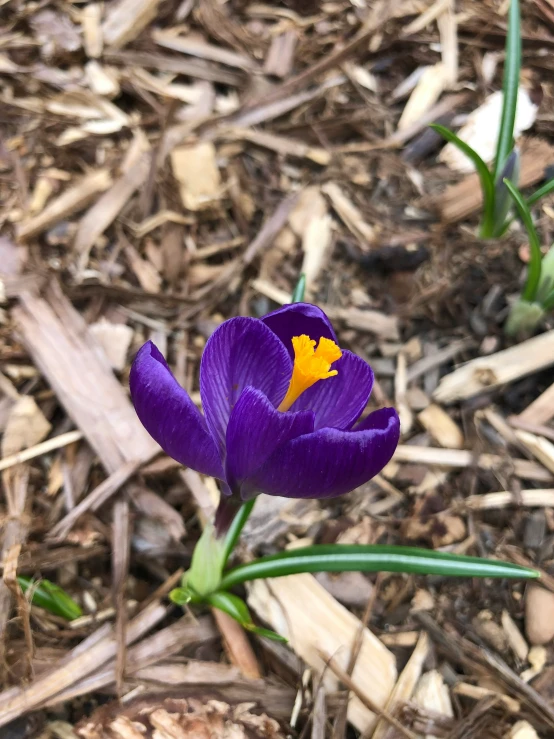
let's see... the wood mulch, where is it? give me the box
[2,0,554,737]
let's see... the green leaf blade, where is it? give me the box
[219,544,539,590]
[503,178,542,302]
[526,177,554,208]
[430,124,496,236]
[18,576,83,621]
[207,591,286,642]
[494,0,522,180]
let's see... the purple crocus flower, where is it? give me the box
[130,303,400,532]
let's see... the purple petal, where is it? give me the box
[130,342,223,478]
[289,350,374,430]
[225,386,314,492]
[246,407,400,499]
[261,303,338,360]
[200,317,292,453]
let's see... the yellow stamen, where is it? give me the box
[278,334,342,412]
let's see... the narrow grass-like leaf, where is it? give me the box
[206,591,287,642]
[18,576,82,620]
[526,177,554,207]
[430,124,496,236]
[503,178,542,301]
[222,498,256,565]
[492,149,520,236]
[219,544,539,590]
[291,273,306,303]
[494,0,522,180]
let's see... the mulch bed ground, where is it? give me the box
[2,1,554,737]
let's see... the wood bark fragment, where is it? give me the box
[12,282,158,474]
[322,182,376,249]
[517,381,554,426]
[264,31,297,78]
[418,403,464,449]
[81,3,103,58]
[464,489,554,510]
[152,29,256,71]
[372,632,430,739]
[393,445,552,482]
[247,575,397,734]
[51,616,217,705]
[74,131,151,269]
[102,0,160,49]
[16,170,112,241]
[514,430,554,475]
[433,329,554,404]
[0,602,167,729]
[453,682,520,713]
[112,498,131,695]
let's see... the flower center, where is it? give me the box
[277,334,342,412]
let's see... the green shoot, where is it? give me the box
[18,576,82,620]
[430,0,554,239]
[503,179,554,336]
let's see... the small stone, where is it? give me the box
[525,584,554,645]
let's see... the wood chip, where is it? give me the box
[372,632,430,739]
[81,3,103,58]
[1,396,51,458]
[465,489,554,510]
[398,63,449,132]
[102,0,160,49]
[501,609,529,662]
[412,670,453,738]
[517,381,554,426]
[89,320,134,372]
[418,403,464,449]
[453,682,520,713]
[433,330,554,404]
[171,142,222,211]
[16,169,112,242]
[152,28,256,71]
[12,282,158,473]
[221,128,330,165]
[74,131,151,268]
[247,575,396,734]
[393,445,552,482]
[515,430,554,475]
[264,31,297,78]
[322,182,376,249]
[507,720,540,739]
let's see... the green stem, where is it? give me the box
[291,273,306,303]
[222,498,256,565]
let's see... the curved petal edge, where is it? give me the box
[130,341,223,478]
